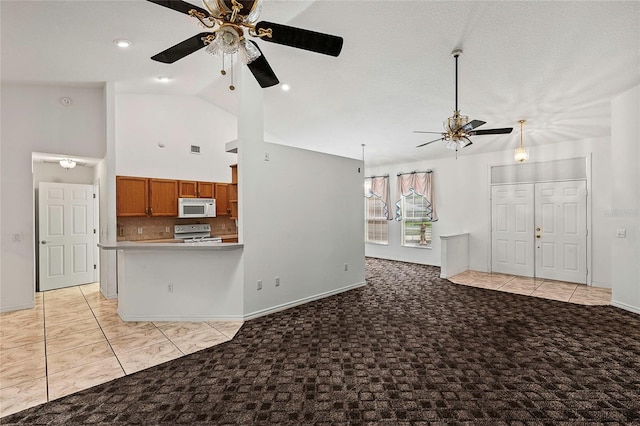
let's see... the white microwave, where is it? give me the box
[178,198,216,218]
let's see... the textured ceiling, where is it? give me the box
[2,1,639,167]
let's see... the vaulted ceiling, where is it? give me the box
[2,1,639,167]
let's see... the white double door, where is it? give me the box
[38,182,95,291]
[491,180,587,283]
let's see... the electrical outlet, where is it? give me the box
[221,224,226,229]
[344,263,348,271]
[275,277,280,287]
[257,280,262,290]
[617,228,627,238]
[165,226,170,233]
[264,152,270,161]
[167,283,173,293]
[137,227,143,234]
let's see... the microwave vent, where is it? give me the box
[190,145,201,155]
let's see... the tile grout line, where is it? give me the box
[41,293,50,403]
[80,285,127,378]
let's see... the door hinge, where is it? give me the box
[93,229,96,234]
[93,264,97,270]
[93,193,96,198]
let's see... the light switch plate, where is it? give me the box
[617,228,626,238]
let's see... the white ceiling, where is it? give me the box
[2,1,639,167]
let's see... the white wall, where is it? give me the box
[115,94,238,182]
[610,84,640,313]
[241,142,366,317]
[1,83,105,312]
[365,136,612,287]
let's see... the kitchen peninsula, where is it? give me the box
[98,241,244,322]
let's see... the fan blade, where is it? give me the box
[151,32,210,63]
[246,41,279,88]
[413,131,445,134]
[255,21,343,57]
[458,119,486,132]
[461,137,473,147]
[468,127,514,136]
[417,137,444,148]
[147,0,209,16]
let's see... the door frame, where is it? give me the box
[487,155,593,285]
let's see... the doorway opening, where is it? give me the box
[490,158,591,285]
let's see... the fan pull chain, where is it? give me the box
[229,54,235,91]
[221,53,227,76]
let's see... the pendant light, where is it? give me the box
[514,119,529,163]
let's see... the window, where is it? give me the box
[401,192,433,248]
[364,177,390,244]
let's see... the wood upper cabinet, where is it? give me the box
[116,176,177,217]
[215,183,229,216]
[149,179,178,216]
[178,181,215,198]
[116,176,149,217]
[229,164,238,220]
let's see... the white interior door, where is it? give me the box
[491,184,535,276]
[534,181,587,283]
[38,182,95,291]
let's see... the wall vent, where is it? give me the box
[190,145,201,155]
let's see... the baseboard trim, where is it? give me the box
[611,300,640,315]
[243,281,367,321]
[117,309,244,322]
[0,302,35,314]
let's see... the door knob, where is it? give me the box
[536,234,541,239]
[41,241,49,245]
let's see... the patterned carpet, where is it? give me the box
[3,258,640,425]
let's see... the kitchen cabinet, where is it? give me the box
[117,176,178,217]
[178,181,214,198]
[229,164,238,220]
[215,183,229,216]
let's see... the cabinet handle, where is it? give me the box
[145,208,149,215]
[150,207,153,215]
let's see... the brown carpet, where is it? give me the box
[3,258,640,425]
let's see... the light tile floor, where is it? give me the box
[449,271,612,305]
[0,283,243,418]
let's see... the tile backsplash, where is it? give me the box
[117,216,237,241]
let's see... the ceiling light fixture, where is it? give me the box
[281,84,290,92]
[59,159,77,169]
[113,39,132,48]
[157,76,171,83]
[514,119,529,163]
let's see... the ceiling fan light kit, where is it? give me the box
[414,49,513,155]
[514,119,529,162]
[147,0,343,90]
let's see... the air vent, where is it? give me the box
[190,145,201,155]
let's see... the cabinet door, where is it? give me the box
[228,183,238,219]
[214,183,229,216]
[116,176,148,217]
[178,181,198,198]
[149,179,178,216]
[198,182,215,198]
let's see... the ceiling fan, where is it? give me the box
[147,0,343,89]
[414,49,513,151]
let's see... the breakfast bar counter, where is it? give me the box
[98,241,244,322]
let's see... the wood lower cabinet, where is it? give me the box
[178,181,214,198]
[117,176,177,217]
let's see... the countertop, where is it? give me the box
[99,241,243,251]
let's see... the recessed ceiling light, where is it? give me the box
[113,39,132,48]
[157,76,171,83]
[281,84,291,92]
